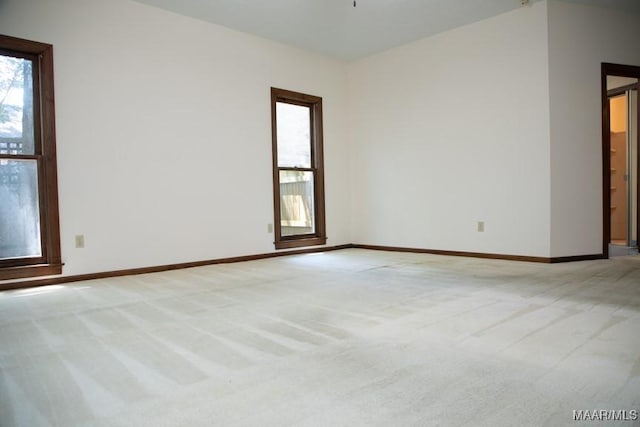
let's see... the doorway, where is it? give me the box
[602,63,640,257]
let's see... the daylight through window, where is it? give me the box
[271,88,326,249]
[0,35,61,280]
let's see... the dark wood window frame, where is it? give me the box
[271,87,326,250]
[0,35,61,280]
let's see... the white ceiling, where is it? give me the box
[132,0,640,60]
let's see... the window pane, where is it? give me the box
[0,55,34,155]
[276,102,311,168]
[0,159,42,259]
[280,170,315,236]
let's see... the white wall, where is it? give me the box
[547,0,640,257]
[348,2,552,257]
[0,0,351,276]
[4,0,640,280]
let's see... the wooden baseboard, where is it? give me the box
[0,244,353,291]
[548,254,605,263]
[0,243,606,292]
[351,244,605,264]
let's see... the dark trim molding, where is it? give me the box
[0,34,62,280]
[351,244,604,264]
[548,254,604,263]
[602,63,640,258]
[353,244,548,263]
[0,245,352,291]
[271,87,326,250]
[0,263,62,281]
[0,244,610,292]
[607,82,638,98]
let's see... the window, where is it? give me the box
[0,35,61,280]
[271,87,326,249]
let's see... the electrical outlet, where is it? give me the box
[267,223,273,233]
[477,221,485,233]
[75,234,85,248]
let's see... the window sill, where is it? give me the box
[0,263,63,281]
[275,236,327,250]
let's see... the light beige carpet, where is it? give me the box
[1,249,639,426]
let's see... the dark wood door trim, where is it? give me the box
[602,63,640,257]
[607,82,639,98]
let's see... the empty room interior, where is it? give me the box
[1,0,640,425]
